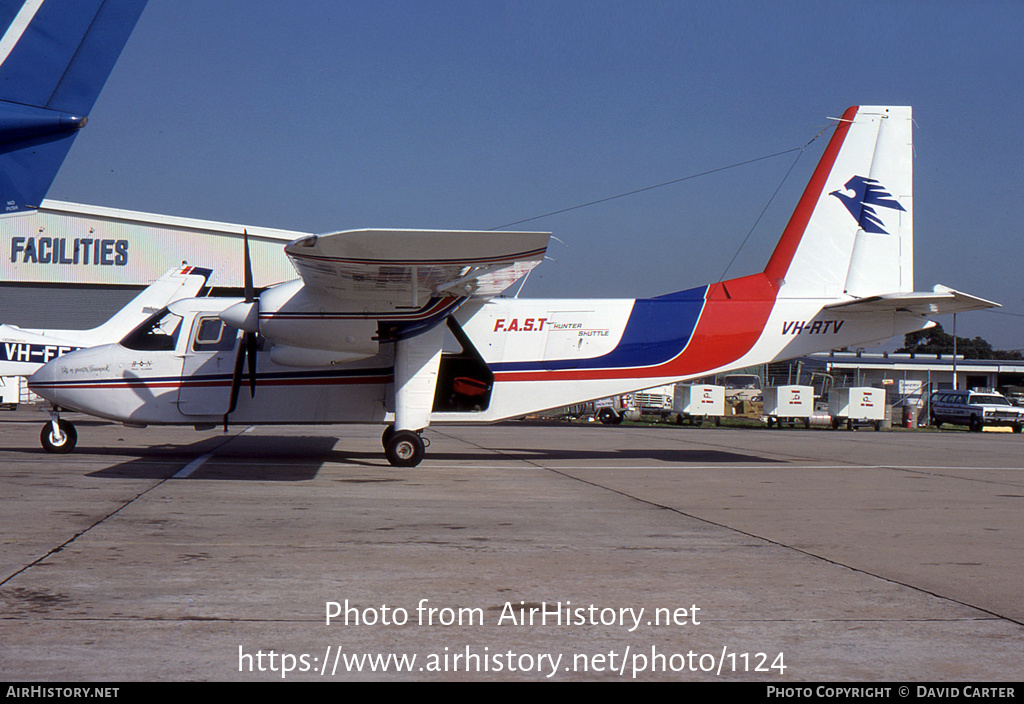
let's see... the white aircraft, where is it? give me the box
[28,106,997,464]
[0,264,212,377]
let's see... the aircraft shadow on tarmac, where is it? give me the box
[78,438,778,481]
[83,435,347,481]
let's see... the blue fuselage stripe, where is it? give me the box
[490,285,708,373]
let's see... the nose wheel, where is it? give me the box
[41,416,77,454]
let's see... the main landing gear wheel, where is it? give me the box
[381,425,395,450]
[385,430,425,467]
[41,419,77,454]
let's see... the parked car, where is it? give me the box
[719,374,763,403]
[929,389,1024,432]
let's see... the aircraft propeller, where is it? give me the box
[221,231,260,421]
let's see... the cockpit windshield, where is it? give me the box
[120,308,184,351]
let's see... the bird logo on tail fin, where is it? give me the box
[829,175,906,234]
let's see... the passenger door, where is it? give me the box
[177,316,239,416]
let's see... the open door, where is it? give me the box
[433,317,494,413]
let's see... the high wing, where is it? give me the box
[284,229,550,304]
[220,228,550,369]
[823,285,998,316]
[215,228,551,458]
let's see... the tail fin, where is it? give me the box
[84,265,211,343]
[0,0,148,214]
[764,106,913,299]
[0,265,209,378]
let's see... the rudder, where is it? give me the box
[765,106,914,300]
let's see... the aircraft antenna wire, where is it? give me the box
[487,127,831,233]
[716,123,834,283]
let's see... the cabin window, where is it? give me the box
[192,317,238,352]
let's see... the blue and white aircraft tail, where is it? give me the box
[0,0,148,213]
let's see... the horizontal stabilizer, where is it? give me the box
[285,229,550,301]
[823,285,999,316]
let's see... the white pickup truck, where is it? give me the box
[929,389,1024,432]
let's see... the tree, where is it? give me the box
[897,324,1021,360]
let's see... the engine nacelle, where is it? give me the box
[269,344,377,367]
[252,280,381,355]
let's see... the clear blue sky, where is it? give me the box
[50,0,1024,350]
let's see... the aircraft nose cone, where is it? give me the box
[220,301,258,333]
[27,360,60,404]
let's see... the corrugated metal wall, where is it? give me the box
[0,283,140,329]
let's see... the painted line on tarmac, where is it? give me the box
[424,464,1024,471]
[174,453,213,478]
[173,426,254,479]
[1,426,257,586]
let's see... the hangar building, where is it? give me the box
[1,199,305,329]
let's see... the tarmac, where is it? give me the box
[1,406,1023,682]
